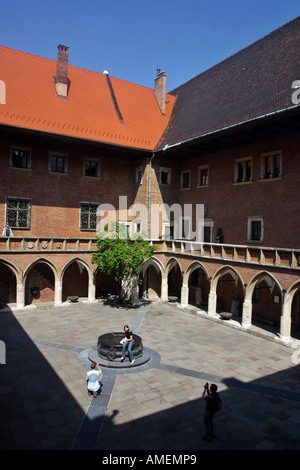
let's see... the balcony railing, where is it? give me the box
[0,237,98,252]
[153,239,300,270]
[0,236,300,270]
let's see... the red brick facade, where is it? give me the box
[1,19,300,344]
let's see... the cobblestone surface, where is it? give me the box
[0,300,299,450]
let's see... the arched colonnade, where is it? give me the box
[1,254,300,343]
[141,256,300,343]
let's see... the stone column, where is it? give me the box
[279,292,292,343]
[161,277,168,302]
[207,291,217,316]
[54,279,62,305]
[88,276,96,302]
[180,285,189,308]
[279,316,292,343]
[241,299,252,328]
[16,283,25,309]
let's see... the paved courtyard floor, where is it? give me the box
[0,299,299,451]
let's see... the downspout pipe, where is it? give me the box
[148,152,156,238]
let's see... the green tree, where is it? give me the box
[92,222,156,300]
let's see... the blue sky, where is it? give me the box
[0,0,299,91]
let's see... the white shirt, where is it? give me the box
[86,369,102,392]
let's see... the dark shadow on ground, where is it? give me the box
[1,302,300,451]
[0,306,85,450]
[93,363,300,451]
[101,296,152,310]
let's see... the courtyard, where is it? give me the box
[0,299,299,451]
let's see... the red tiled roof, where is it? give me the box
[0,46,176,150]
[157,17,300,150]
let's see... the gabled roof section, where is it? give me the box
[157,17,300,150]
[0,46,176,151]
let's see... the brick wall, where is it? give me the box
[0,136,146,238]
[1,131,299,248]
[150,134,300,248]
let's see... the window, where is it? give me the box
[160,167,171,185]
[198,166,209,186]
[235,157,252,183]
[136,166,143,184]
[181,218,190,239]
[84,159,99,177]
[50,154,66,173]
[118,221,131,238]
[181,170,191,189]
[6,198,31,228]
[261,151,281,180]
[204,226,211,243]
[163,222,175,240]
[80,203,99,230]
[247,217,264,242]
[11,148,31,169]
[197,219,214,242]
[132,220,142,237]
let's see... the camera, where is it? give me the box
[204,382,209,389]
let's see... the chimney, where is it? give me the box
[55,45,69,99]
[154,69,167,115]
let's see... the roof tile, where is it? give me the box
[0,46,176,150]
[157,17,300,149]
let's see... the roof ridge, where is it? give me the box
[0,44,55,63]
[169,16,300,94]
[0,43,168,94]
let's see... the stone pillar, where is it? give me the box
[279,293,292,343]
[207,291,217,316]
[279,316,292,343]
[54,279,62,305]
[88,276,96,302]
[16,283,25,309]
[161,277,168,302]
[241,299,252,328]
[180,285,189,308]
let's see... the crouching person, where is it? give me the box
[86,362,103,397]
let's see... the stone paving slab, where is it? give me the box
[0,299,299,451]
